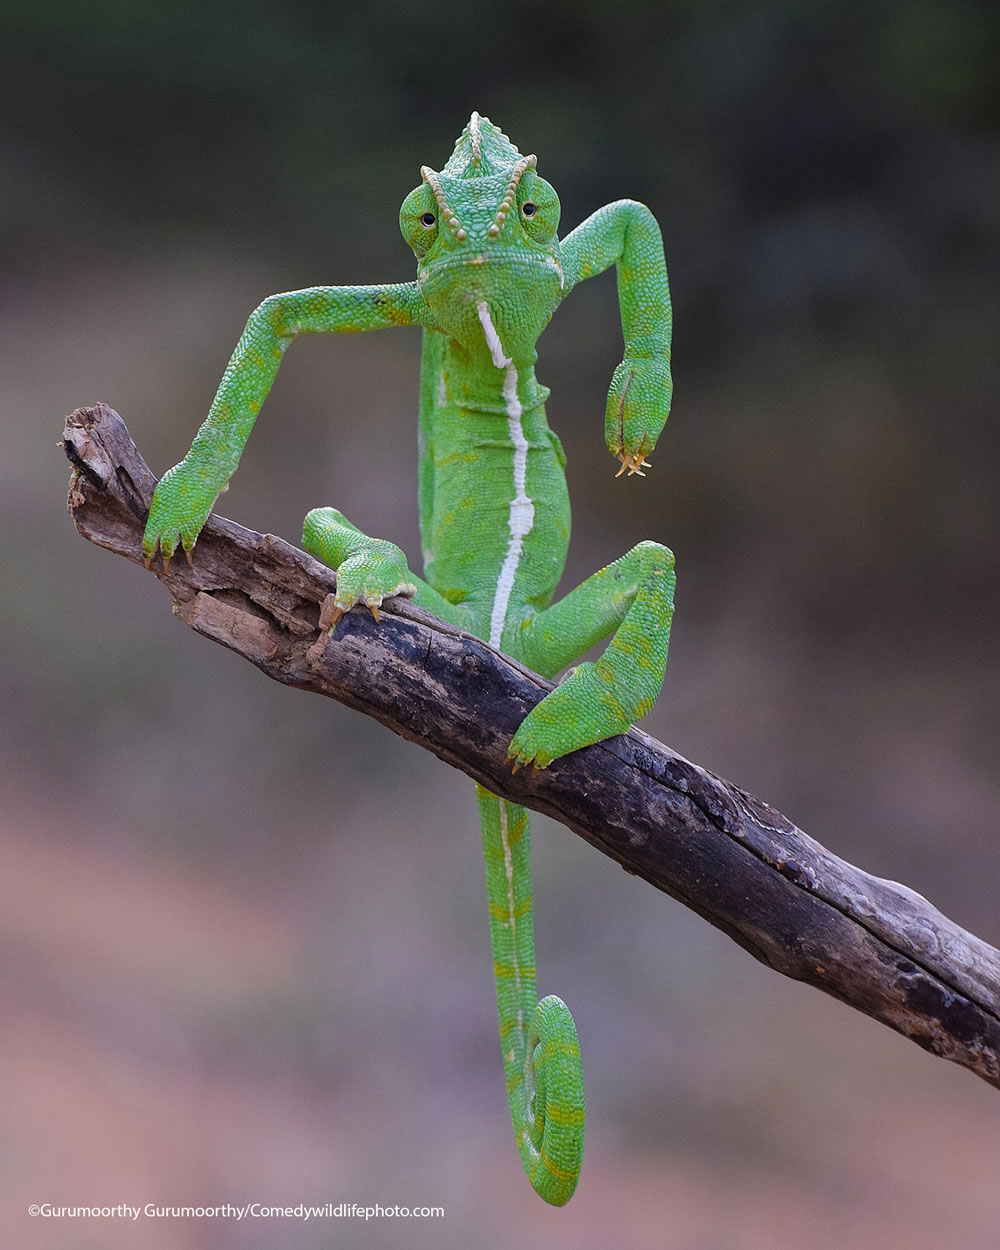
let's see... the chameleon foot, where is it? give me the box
[325,552,416,635]
[507,661,632,770]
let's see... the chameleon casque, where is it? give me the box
[142,113,675,1206]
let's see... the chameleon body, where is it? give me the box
[143,114,675,1205]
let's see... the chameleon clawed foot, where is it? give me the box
[324,561,417,634]
[325,586,409,635]
[142,529,198,574]
[506,749,542,777]
[507,662,634,772]
[326,599,377,637]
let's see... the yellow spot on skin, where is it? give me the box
[539,1150,579,1183]
[600,692,629,723]
[544,1101,586,1126]
[494,961,534,979]
[489,900,532,920]
[541,1038,581,1057]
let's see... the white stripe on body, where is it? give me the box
[476,300,511,369]
[474,302,536,650]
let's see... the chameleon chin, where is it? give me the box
[142,112,675,1206]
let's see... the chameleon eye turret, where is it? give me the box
[142,114,674,1207]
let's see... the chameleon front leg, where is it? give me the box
[560,199,673,476]
[507,541,676,770]
[142,282,427,566]
[302,507,468,628]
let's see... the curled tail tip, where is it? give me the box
[525,994,585,1205]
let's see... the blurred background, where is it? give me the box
[2,2,999,1247]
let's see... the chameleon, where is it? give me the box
[142,113,675,1206]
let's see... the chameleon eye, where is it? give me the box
[521,202,537,217]
[420,212,436,228]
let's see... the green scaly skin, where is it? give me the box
[142,114,675,1206]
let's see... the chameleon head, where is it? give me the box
[400,113,564,365]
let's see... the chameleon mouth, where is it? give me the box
[419,253,565,296]
[422,253,558,275]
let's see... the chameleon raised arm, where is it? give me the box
[141,282,425,566]
[142,113,675,1205]
[560,200,673,476]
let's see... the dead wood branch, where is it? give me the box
[64,403,1000,1090]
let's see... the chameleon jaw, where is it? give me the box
[615,450,652,477]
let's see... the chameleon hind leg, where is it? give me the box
[477,786,584,1206]
[507,540,675,769]
[302,507,467,626]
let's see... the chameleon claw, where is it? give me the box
[370,605,380,623]
[184,548,194,567]
[615,451,651,477]
[144,553,153,571]
[162,553,172,575]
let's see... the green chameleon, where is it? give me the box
[143,113,675,1206]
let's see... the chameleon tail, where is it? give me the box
[475,785,585,1205]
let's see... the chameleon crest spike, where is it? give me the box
[443,112,524,178]
[469,109,483,164]
[141,117,675,1208]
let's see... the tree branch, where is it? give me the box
[64,403,1000,1090]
